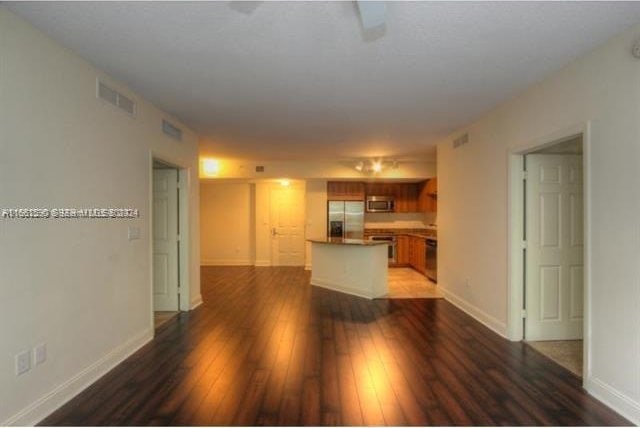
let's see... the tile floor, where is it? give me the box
[385,267,443,298]
[527,340,583,377]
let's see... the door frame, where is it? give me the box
[506,121,592,381]
[149,152,192,333]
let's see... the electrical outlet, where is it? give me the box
[128,226,140,240]
[33,343,47,366]
[15,350,31,375]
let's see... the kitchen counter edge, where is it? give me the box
[307,238,390,246]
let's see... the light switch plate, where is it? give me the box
[15,350,31,375]
[34,343,46,366]
[128,226,140,240]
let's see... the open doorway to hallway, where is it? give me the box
[511,134,585,378]
[152,160,181,330]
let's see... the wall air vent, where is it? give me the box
[97,79,136,116]
[255,166,265,173]
[453,133,469,148]
[162,119,183,141]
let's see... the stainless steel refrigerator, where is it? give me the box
[327,201,365,239]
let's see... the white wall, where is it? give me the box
[437,23,640,423]
[200,183,253,265]
[199,158,436,180]
[201,180,313,267]
[0,8,201,425]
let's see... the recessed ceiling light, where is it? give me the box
[201,158,220,177]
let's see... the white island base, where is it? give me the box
[308,239,389,299]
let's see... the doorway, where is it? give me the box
[509,132,586,378]
[269,181,305,266]
[152,160,181,329]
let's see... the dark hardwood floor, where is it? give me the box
[41,266,630,426]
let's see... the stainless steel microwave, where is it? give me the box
[366,196,395,213]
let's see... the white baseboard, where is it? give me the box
[200,259,252,266]
[190,295,203,310]
[440,286,507,338]
[585,376,640,425]
[310,277,383,300]
[3,328,153,426]
[304,264,311,271]
[254,260,272,267]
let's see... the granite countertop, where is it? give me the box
[364,228,437,240]
[307,238,390,246]
[404,233,437,240]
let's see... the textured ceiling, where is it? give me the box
[8,2,640,160]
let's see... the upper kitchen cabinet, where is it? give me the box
[365,182,417,213]
[327,181,365,201]
[418,178,438,213]
[394,183,419,213]
[329,180,436,212]
[364,182,396,197]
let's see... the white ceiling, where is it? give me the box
[8,2,640,160]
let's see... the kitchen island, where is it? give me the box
[307,238,389,299]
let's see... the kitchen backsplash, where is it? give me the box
[364,212,437,229]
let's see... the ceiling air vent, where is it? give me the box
[162,119,183,141]
[453,133,469,149]
[97,79,136,116]
[255,166,265,173]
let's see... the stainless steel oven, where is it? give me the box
[369,235,396,264]
[366,196,395,213]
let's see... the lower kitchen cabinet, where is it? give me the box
[414,238,427,274]
[396,234,427,274]
[396,235,410,265]
[408,236,426,274]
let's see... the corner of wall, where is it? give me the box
[584,376,640,426]
[190,295,203,310]
[439,285,508,338]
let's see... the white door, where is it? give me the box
[525,154,583,340]
[270,184,305,266]
[153,169,180,311]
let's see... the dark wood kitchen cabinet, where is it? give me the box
[418,178,437,213]
[396,235,410,265]
[327,181,365,201]
[364,182,395,197]
[408,236,426,274]
[365,182,419,213]
[394,184,418,213]
[329,180,437,213]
